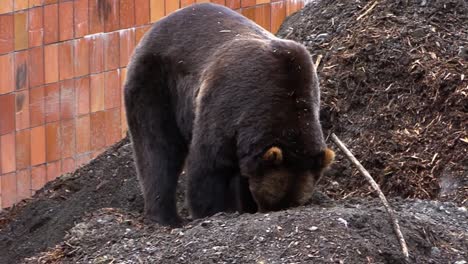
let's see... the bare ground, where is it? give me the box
[23,196,468,264]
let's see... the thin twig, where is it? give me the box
[330,133,409,259]
[357,1,379,21]
[315,54,323,69]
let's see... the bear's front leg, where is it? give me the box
[186,153,236,219]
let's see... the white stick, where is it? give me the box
[330,133,409,259]
[357,0,379,21]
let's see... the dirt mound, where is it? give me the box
[0,139,144,264]
[24,199,468,264]
[277,0,467,203]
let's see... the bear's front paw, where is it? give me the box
[145,211,184,227]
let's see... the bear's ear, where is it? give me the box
[263,146,283,165]
[322,148,335,169]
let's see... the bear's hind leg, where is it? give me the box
[124,57,187,226]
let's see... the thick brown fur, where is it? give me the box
[124,3,333,226]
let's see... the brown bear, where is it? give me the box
[123,3,334,227]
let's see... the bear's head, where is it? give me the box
[241,146,335,212]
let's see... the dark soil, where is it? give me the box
[0,139,144,264]
[0,0,467,263]
[277,0,467,203]
[23,199,468,264]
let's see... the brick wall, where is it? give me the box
[0,0,308,209]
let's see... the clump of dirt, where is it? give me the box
[277,0,467,203]
[24,199,468,264]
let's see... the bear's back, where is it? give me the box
[134,3,275,73]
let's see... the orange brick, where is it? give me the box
[254,4,271,31]
[29,0,43,8]
[31,164,46,194]
[62,157,75,174]
[0,1,13,15]
[0,93,15,135]
[89,34,104,74]
[89,0,104,34]
[74,38,90,77]
[120,67,127,91]
[120,68,128,137]
[90,73,105,112]
[45,122,61,162]
[44,83,60,123]
[241,6,255,22]
[28,46,45,87]
[1,133,15,173]
[104,32,120,71]
[105,108,121,146]
[0,54,14,94]
[76,76,90,115]
[14,50,28,90]
[271,1,286,34]
[105,0,120,32]
[165,0,180,15]
[90,111,106,151]
[14,0,28,11]
[76,115,91,154]
[286,0,301,16]
[135,25,151,44]
[1,172,17,208]
[75,153,91,168]
[181,0,196,7]
[120,0,135,28]
[225,0,240,9]
[59,1,74,41]
[44,3,58,44]
[15,128,31,170]
[30,125,46,166]
[0,14,14,54]
[150,0,164,22]
[44,44,59,84]
[61,119,75,158]
[105,70,121,109]
[211,0,225,5]
[59,40,74,81]
[241,0,255,8]
[16,168,31,201]
[46,160,61,181]
[16,90,30,131]
[45,1,58,5]
[14,11,28,50]
[74,0,89,38]
[30,86,45,126]
[135,0,150,25]
[28,7,43,47]
[119,28,136,67]
[60,79,76,120]
[121,109,128,138]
